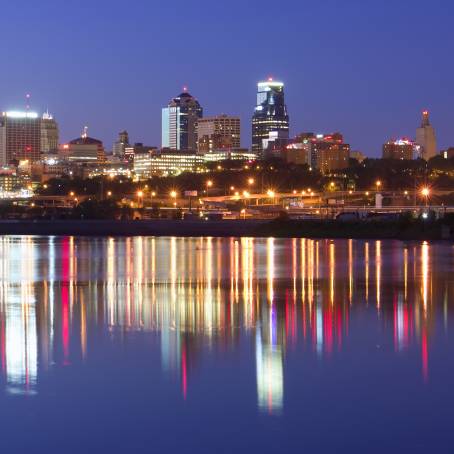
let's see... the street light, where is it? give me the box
[206,180,213,197]
[107,191,112,197]
[421,187,430,207]
[248,178,255,186]
[137,190,144,208]
[375,180,382,191]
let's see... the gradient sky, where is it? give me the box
[0,0,453,156]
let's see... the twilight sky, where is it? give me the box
[0,0,453,156]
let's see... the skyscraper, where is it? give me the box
[41,112,59,154]
[113,130,130,157]
[197,115,241,152]
[416,110,437,160]
[0,111,42,165]
[252,79,289,156]
[162,90,203,151]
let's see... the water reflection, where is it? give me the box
[0,236,451,414]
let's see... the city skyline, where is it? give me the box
[0,0,453,156]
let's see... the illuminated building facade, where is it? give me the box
[197,115,241,152]
[0,111,42,165]
[382,138,415,160]
[135,149,205,178]
[58,128,106,163]
[124,143,157,163]
[40,112,59,154]
[252,79,289,156]
[416,110,437,160]
[291,132,350,173]
[162,90,203,150]
[201,149,256,162]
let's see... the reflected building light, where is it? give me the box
[421,242,429,313]
[365,242,369,302]
[5,299,38,394]
[394,292,409,351]
[292,239,297,303]
[301,239,306,304]
[316,297,323,355]
[267,238,275,304]
[376,241,381,311]
[404,247,408,301]
[422,329,429,383]
[256,326,283,414]
[348,240,353,303]
[80,297,87,360]
[329,242,335,305]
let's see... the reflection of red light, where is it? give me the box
[422,330,428,383]
[25,146,32,152]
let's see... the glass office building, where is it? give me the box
[252,79,289,156]
[162,91,203,151]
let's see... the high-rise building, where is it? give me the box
[0,111,42,165]
[290,132,350,173]
[113,130,130,157]
[197,115,241,152]
[382,138,415,160]
[252,79,289,156]
[162,90,203,151]
[416,110,437,160]
[40,112,59,154]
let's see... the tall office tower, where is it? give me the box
[162,89,203,150]
[197,115,241,152]
[416,110,437,160]
[0,111,42,165]
[252,78,289,156]
[40,112,59,154]
[113,130,130,157]
[382,138,415,160]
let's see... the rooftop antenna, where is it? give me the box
[82,126,88,138]
[25,93,31,112]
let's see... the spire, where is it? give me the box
[25,93,31,112]
[421,110,430,127]
[81,126,88,138]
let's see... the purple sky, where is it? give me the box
[0,0,453,156]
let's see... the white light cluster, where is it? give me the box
[4,111,39,119]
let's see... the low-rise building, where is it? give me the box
[134,149,205,179]
[58,128,106,164]
[202,149,256,162]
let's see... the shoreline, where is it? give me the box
[0,219,451,241]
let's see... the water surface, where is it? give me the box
[0,236,453,453]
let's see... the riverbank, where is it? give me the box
[0,218,452,240]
